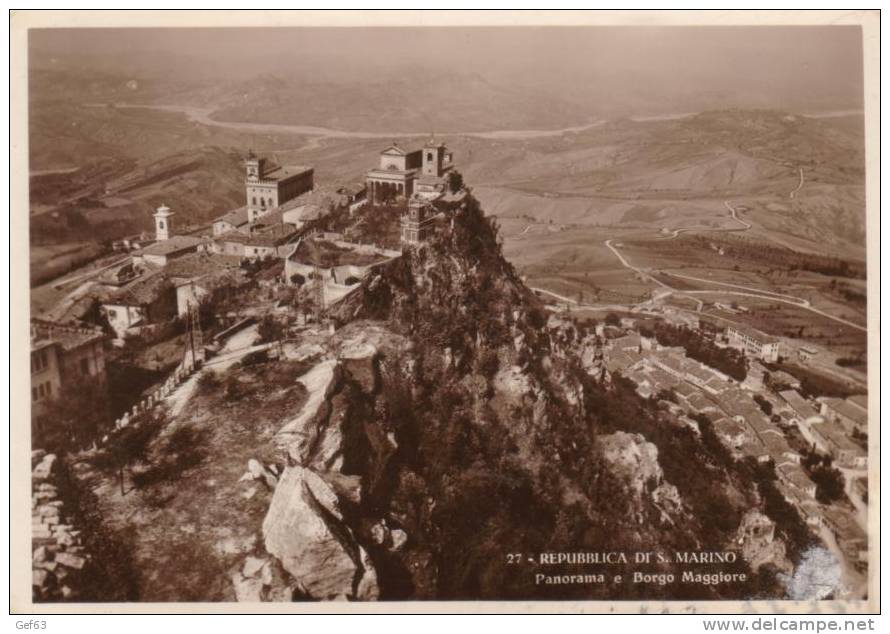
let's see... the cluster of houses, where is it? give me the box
[32,140,466,440]
[591,322,868,572]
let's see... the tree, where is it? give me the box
[447,170,464,194]
[257,315,284,344]
[802,451,846,504]
[38,377,112,451]
[92,407,167,495]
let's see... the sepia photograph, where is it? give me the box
[9,9,880,616]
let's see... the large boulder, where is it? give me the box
[262,466,378,600]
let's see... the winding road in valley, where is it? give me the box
[604,230,867,332]
[662,199,751,239]
[790,167,805,199]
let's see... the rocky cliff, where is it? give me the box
[247,195,787,601]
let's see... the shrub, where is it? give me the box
[196,371,221,394]
[240,350,269,367]
[257,315,284,343]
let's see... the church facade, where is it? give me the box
[366,139,453,204]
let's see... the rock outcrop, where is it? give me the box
[262,465,378,600]
[599,431,684,525]
[733,510,792,574]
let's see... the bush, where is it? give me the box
[257,315,284,344]
[224,376,245,401]
[239,350,269,367]
[196,371,221,394]
[802,452,846,504]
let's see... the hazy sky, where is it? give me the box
[30,26,864,113]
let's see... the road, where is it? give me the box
[603,235,867,332]
[790,167,805,199]
[530,286,633,312]
[661,271,811,305]
[661,199,750,240]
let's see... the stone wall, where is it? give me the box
[31,451,90,601]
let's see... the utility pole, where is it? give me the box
[313,264,325,325]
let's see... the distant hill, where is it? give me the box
[30,146,245,245]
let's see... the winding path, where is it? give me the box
[603,237,866,332]
[662,199,750,239]
[790,167,805,199]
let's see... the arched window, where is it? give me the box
[158,221,165,229]
[252,197,257,205]
[427,152,433,162]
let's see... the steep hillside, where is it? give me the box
[304,196,804,600]
[30,146,245,246]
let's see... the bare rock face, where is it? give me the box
[262,465,378,600]
[733,510,792,574]
[599,431,683,525]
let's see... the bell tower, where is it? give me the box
[154,204,174,241]
[422,137,445,177]
[246,151,265,183]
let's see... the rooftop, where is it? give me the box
[31,318,104,352]
[727,323,779,345]
[821,396,868,426]
[215,224,299,248]
[214,206,250,227]
[107,270,172,306]
[779,390,821,421]
[163,252,243,279]
[137,235,205,257]
[257,164,313,183]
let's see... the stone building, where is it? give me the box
[30,319,107,433]
[245,152,314,222]
[726,324,781,363]
[400,198,439,245]
[212,207,250,237]
[414,138,454,200]
[366,143,423,203]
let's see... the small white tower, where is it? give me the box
[154,204,174,241]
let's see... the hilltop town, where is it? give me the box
[30,136,867,603]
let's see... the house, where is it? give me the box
[819,395,868,433]
[778,390,823,424]
[165,254,248,316]
[99,270,177,338]
[798,346,818,363]
[810,418,867,468]
[211,222,299,260]
[775,462,817,499]
[212,206,250,236]
[175,269,248,317]
[30,319,107,435]
[712,417,751,449]
[726,324,781,362]
[822,507,868,567]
